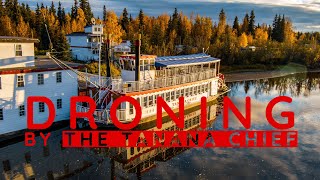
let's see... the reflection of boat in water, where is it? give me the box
[0,100,223,180]
[107,100,222,179]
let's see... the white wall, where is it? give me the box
[0,42,35,68]
[67,36,99,62]
[0,70,78,135]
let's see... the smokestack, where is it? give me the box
[135,34,141,81]
[105,34,111,78]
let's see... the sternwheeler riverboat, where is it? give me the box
[75,35,227,126]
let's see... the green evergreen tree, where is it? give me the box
[49,1,56,16]
[248,10,255,35]
[121,8,129,33]
[138,9,144,31]
[242,13,249,35]
[233,16,240,36]
[79,0,93,23]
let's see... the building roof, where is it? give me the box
[0,36,39,43]
[66,32,90,36]
[0,56,84,75]
[155,53,220,67]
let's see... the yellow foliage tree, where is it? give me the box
[16,16,30,37]
[255,28,268,45]
[104,11,123,43]
[0,15,15,36]
[239,33,248,47]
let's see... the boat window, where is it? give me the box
[149,96,153,106]
[171,91,175,101]
[166,92,170,102]
[129,101,134,115]
[143,96,148,107]
[193,86,197,95]
[205,84,208,92]
[136,98,140,105]
[189,87,193,96]
[176,89,180,99]
[180,89,184,98]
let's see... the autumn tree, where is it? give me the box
[16,16,30,37]
[239,33,248,47]
[104,10,123,43]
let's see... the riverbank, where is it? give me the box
[224,63,320,82]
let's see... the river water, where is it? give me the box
[0,72,319,179]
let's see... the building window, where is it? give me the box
[15,44,22,56]
[0,77,2,89]
[193,86,197,95]
[57,99,62,109]
[39,102,45,112]
[38,74,44,85]
[94,27,97,31]
[17,75,24,87]
[197,85,201,94]
[0,108,3,120]
[19,105,25,116]
[185,88,189,97]
[189,87,193,96]
[56,72,62,83]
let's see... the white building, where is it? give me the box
[0,36,81,135]
[66,24,103,62]
[114,40,132,54]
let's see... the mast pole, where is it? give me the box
[98,33,102,104]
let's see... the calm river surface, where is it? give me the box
[0,72,319,180]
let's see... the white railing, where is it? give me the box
[121,69,216,93]
[76,105,129,124]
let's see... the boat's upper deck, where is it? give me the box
[81,53,221,93]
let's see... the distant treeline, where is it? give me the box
[0,0,319,68]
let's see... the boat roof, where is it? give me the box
[155,53,220,67]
